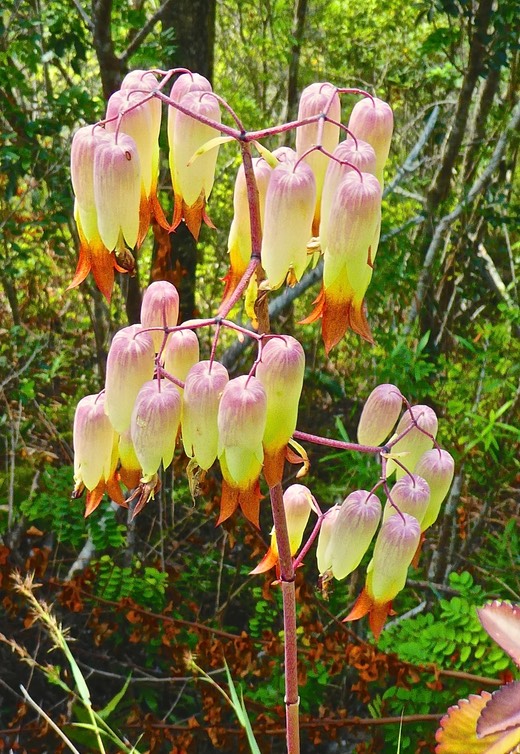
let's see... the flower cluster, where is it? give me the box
[70,70,393,353]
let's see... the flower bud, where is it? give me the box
[105,325,155,433]
[261,159,316,289]
[141,281,180,352]
[73,393,116,492]
[256,336,305,485]
[71,126,110,244]
[387,405,438,478]
[94,132,141,251]
[120,69,162,140]
[329,490,382,580]
[368,512,421,603]
[163,329,200,390]
[347,96,394,185]
[168,88,221,239]
[182,360,229,470]
[316,506,340,575]
[295,83,341,233]
[414,449,455,530]
[223,157,273,304]
[273,146,297,163]
[217,375,267,490]
[357,384,403,446]
[130,379,181,480]
[383,475,431,528]
[319,138,377,252]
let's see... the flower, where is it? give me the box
[383,475,431,528]
[347,96,394,186]
[252,484,314,574]
[261,158,316,289]
[327,490,382,580]
[168,80,221,239]
[181,360,229,471]
[140,281,180,352]
[387,405,438,478]
[130,379,181,481]
[295,82,341,234]
[217,375,267,527]
[316,506,340,575]
[72,393,124,515]
[346,512,421,639]
[104,325,155,434]
[222,157,273,306]
[163,329,200,391]
[413,448,455,529]
[357,383,403,446]
[301,171,382,352]
[255,335,305,486]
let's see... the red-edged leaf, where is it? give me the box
[477,682,520,738]
[478,602,520,666]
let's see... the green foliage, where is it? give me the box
[90,555,168,612]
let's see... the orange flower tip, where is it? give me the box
[238,481,262,529]
[368,601,393,641]
[299,287,325,325]
[84,484,105,517]
[344,588,374,622]
[411,533,425,569]
[263,447,287,488]
[216,479,240,526]
[250,547,279,575]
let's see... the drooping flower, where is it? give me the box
[72,393,124,515]
[222,157,273,306]
[252,484,314,574]
[261,158,316,289]
[387,405,438,478]
[104,325,155,434]
[301,171,382,352]
[69,126,122,301]
[295,82,341,234]
[163,329,200,391]
[93,131,142,252]
[255,335,305,486]
[140,281,180,352]
[316,506,341,575]
[413,448,455,530]
[168,81,221,239]
[357,383,403,446]
[319,138,377,253]
[347,96,394,186]
[346,512,421,639]
[105,75,167,244]
[383,475,431,528]
[217,375,267,527]
[182,360,229,471]
[327,490,382,580]
[130,379,181,481]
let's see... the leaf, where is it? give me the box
[476,682,520,739]
[478,602,520,665]
[252,140,278,167]
[97,674,132,721]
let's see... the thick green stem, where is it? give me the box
[269,482,300,754]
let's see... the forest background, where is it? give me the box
[0,0,518,752]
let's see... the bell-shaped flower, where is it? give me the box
[346,512,420,639]
[328,490,382,580]
[319,138,377,252]
[141,281,180,352]
[261,158,316,289]
[357,384,403,446]
[387,405,438,478]
[69,126,122,301]
[168,86,221,239]
[217,375,267,527]
[73,393,124,515]
[130,379,181,482]
[182,360,229,471]
[347,96,394,186]
[222,157,273,306]
[252,484,314,574]
[295,82,341,234]
[118,430,142,491]
[255,335,305,486]
[414,448,455,530]
[105,80,166,245]
[316,505,340,575]
[167,73,212,142]
[104,325,155,434]
[163,329,200,391]
[93,131,141,252]
[301,171,381,352]
[273,146,297,163]
[383,475,431,528]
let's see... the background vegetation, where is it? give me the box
[0,0,518,751]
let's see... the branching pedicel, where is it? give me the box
[69,69,455,754]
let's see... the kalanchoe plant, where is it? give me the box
[436,602,520,753]
[68,68,456,754]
